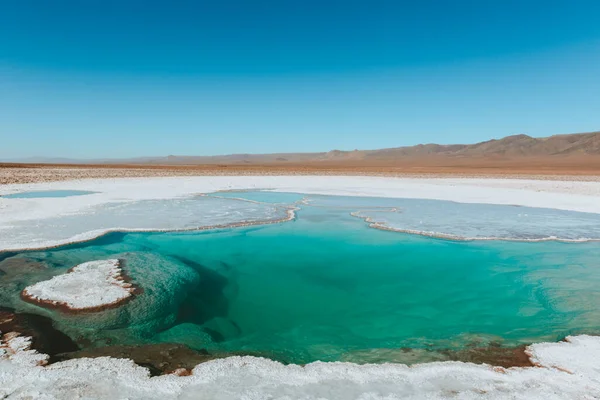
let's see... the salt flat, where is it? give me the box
[2,176,600,251]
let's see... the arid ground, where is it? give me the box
[2,157,600,185]
[4,132,600,184]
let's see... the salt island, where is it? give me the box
[21,259,136,312]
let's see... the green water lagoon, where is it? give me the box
[2,192,600,364]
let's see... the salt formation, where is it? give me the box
[0,196,289,251]
[28,252,201,346]
[21,259,135,312]
[3,176,600,252]
[0,332,48,367]
[318,196,600,242]
[0,334,599,399]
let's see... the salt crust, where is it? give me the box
[2,176,600,252]
[21,259,134,311]
[0,333,599,399]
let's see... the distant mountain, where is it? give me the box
[4,131,600,165]
[360,131,600,160]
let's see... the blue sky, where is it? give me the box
[1,1,600,158]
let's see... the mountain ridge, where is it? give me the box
[4,131,600,165]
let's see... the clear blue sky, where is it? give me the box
[1,0,600,159]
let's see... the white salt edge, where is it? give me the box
[21,259,133,310]
[1,332,600,399]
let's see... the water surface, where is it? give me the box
[2,191,600,364]
[2,190,97,199]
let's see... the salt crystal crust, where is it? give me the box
[2,176,600,251]
[1,332,599,399]
[21,259,135,312]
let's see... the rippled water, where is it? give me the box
[2,191,600,364]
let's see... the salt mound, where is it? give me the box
[26,252,201,345]
[21,259,135,312]
[527,335,600,376]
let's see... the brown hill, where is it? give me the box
[360,132,600,160]
[158,131,600,164]
[5,131,600,166]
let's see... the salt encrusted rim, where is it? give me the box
[20,259,139,313]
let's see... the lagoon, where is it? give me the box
[2,191,600,364]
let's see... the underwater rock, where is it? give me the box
[155,323,214,350]
[341,343,534,368]
[55,343,214,376]
[340,347,449,364]
[441,342,534,368]
[21,259,137,312]
[200,317,242,342]
[0,256,47,276]
[38,252,201,345]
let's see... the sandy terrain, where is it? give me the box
[2,162,600,185]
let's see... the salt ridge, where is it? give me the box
[0,209,297,253]
[350,210,600,243]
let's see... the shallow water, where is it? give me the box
[2,190,97,198]
[2,191,600,364]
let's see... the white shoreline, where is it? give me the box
[1,332,600,399]
[0,206,297,253]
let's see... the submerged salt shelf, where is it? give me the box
[353,202,600,241]
[217,191,600,241]
[3,176,600,252]
[0,196,291,251]
[3,190,600,252]
[21,259,135,312]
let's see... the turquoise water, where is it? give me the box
[2,192,600,364]
[2,190,97,199]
